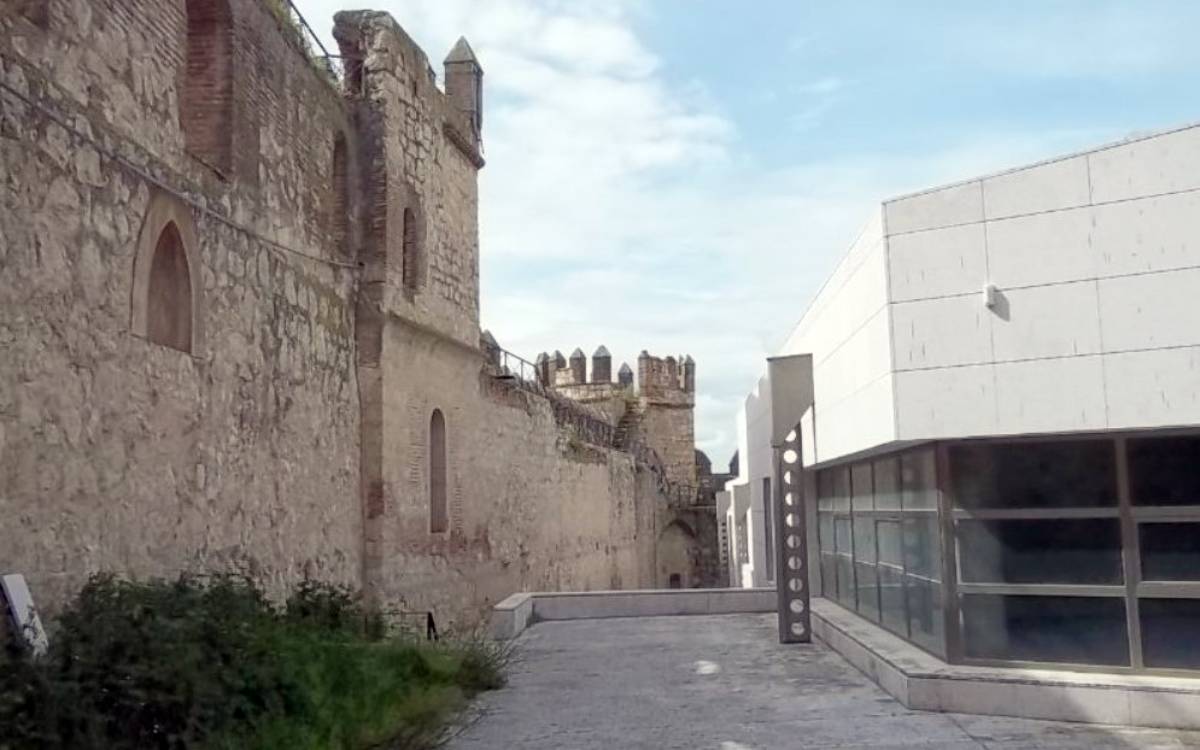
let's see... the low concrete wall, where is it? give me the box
[491,588,775,639]
[812,598,1200,730]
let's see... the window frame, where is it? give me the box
[817,429,1200,676]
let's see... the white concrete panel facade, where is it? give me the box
[723,121,1200,597]
[777,211,896,464]
[881,122,1200,448]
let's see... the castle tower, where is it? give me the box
[592,345,612,383]
[636,352,697,487]
[444,37,483,144]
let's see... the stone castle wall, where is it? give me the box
[0,0,363,610]
[375,332,658,625]
[0,1,670,624]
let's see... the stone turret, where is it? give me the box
[553,350,566,369]
[592,345,612,383]
[618,363,634,386]
[569,348,587,384]
[683,355,695,393]
[444,37,483,143]
[535,351,550,386]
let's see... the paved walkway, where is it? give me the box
[446,613,1200,749]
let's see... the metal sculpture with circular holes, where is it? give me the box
[775,426,810,643]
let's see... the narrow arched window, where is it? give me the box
[330,133,349,257]
[402,207,419,292]
[146,223,193,353]
[429,409,448,533]
[182,0,234,174]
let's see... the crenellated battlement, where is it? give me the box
[637,351,695,405]
[528,346,697,487]
[529,345,694,401]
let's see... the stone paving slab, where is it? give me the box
[445,613,1200,749]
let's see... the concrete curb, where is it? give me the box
[812,598,1200,730]
[491,588,776,640]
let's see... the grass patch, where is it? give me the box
[0,575,510,750]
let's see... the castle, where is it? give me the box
[0,0,719,626]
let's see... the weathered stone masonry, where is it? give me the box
[0,1,703,626]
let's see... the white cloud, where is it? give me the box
[293,0,1129,462]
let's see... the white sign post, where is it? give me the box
[2,573,49,656]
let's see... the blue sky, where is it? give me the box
[297,0,1200,464]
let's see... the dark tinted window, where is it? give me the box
[958,519,1123,585]
[904,516,941,580]
[1129,436,1200,506]
[877,520,903,567]
[949,441,1116,509]
[1140,599,1200,669]
[879,565,906,635]
[874,456,901,510]
[901,449,937,510]
[962,595,1129,666]
[907,577,944,656]
[852,463,873,511]
[1139,523,1200,581]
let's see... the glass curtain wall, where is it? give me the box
[816,446,945,656]
[948,439,1129,667]
[951,433,1200,671]
[815,433,1200,673]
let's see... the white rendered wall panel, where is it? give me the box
[1105,346,1200,429]
[1092,191,1200,277]
[994,356,1107,434]
[800,407,817,467]
[775,212,896,464]
[892,296,992,371]
[782,219,887,360]
[888,222,987,302]
[814,374,897,463]
[991,282,1103,362]
[985,207,1095,289]
[893,364,997,440]
[982,155,1091,220]
[1089,125,1200,204]
[885,180,983,235]
[1098,268,1200,352]
[814,307,894,407]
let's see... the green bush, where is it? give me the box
[0,575,508,750]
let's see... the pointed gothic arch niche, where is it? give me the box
[429,409,448,533]
[658,520,699,589]
[131,192,203,354]
[182,0,234,175]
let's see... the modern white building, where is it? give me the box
[728,121,1200,677]
[717,377,775,588]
